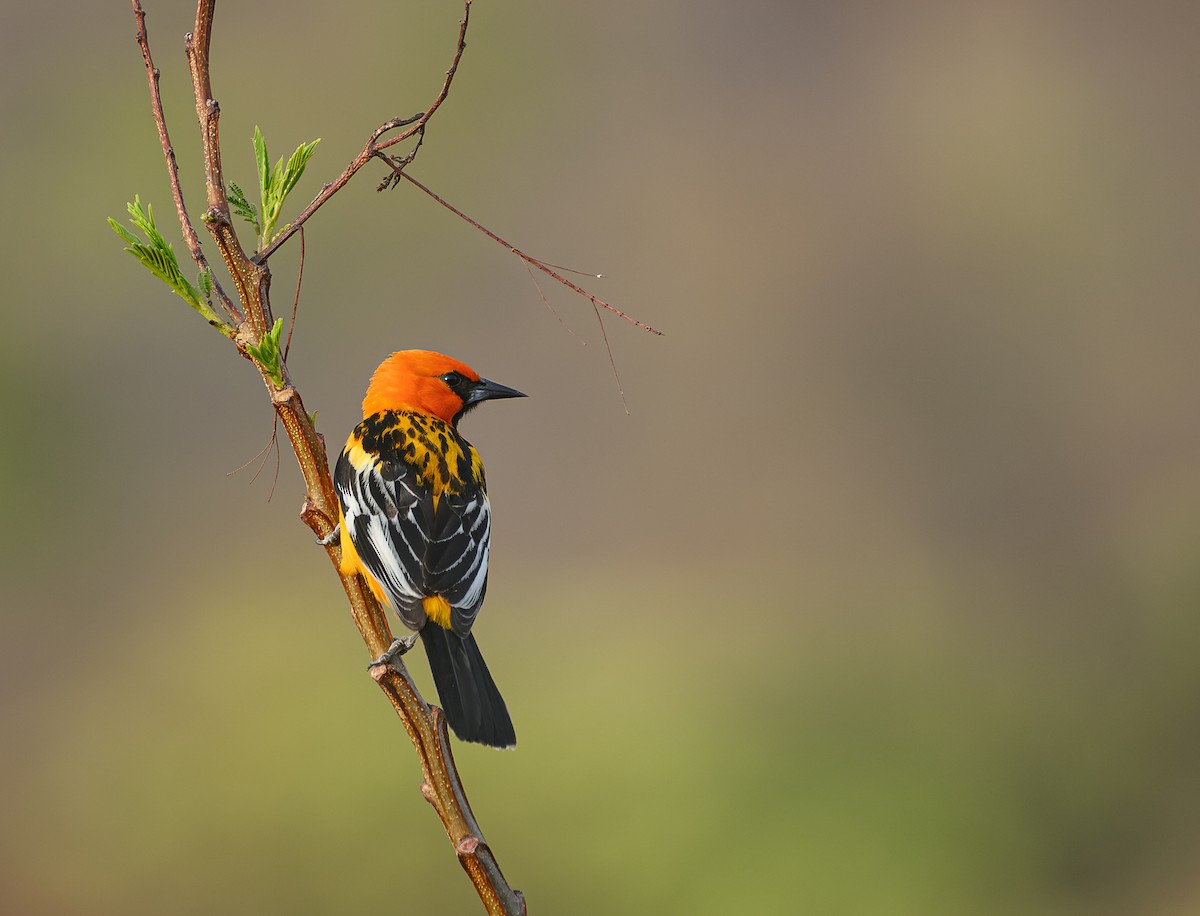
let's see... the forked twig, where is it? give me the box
[524,262,586,344]
[131,0,239,324]
[257,0,473,262]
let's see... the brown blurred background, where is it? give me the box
[3,1,1199,913]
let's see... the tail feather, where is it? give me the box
[420,626,516,749]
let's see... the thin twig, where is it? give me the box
[372,0,470,157]
[591,304,629,414]
[531,259,604,279]
[130,0,240,325]
[225,417,282,498]
[374,128,426,191]
[393,169,663,336]
[257,0,472,262]
[225,424,276,479]
[524,263,586,345]
[185,0,265,333]
[285,227,304,359]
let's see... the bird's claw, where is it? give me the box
[368,633,419,670]
[317,523,341,547]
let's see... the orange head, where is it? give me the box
[361,349,526,425]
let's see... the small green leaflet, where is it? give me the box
[108,196,203,306]
[228,180,260,235]
[253,126,320,249]
[108,196,233,336]
[246,317,286,388]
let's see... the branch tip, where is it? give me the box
[396,169,663,336]
[257,0,471,261]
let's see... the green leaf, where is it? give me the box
[108,218,140,248]
[110,196,201,305]
[253,126,320,248]
[228,180,260,233]
[246,317,285,388]
[254,125,270,212]
[108,195,234,337]
[277,139,321,204]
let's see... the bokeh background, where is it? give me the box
[3,1,1199,913]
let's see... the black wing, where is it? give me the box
[335,438,490,637]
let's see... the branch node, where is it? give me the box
[301,497,336,536]
[457,836,480,856]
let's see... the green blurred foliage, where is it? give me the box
[3,1,1200,914]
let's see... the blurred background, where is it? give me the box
[2,1,1199,913]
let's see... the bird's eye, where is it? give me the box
[439,372,462,387]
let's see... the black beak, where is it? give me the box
[463,376,527,408]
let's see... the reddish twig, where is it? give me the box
[285,227,304,359]
[391,168,663,336]
[257,0,473,262]
[590,303,629,414]
[226,418,282,499]
[531,259,604,279]
[524,262,586,344]
[130,0,240,325]
[185,0,267,334]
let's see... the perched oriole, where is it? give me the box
[334,349,525,748]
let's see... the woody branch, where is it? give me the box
[128,1,522,913]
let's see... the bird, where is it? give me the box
[332,349,525,748]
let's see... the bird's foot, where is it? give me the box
[317,523,341,547]
[368,633,420,670]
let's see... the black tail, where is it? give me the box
[419,626,516,749]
